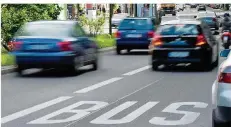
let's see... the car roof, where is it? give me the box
[160,19,201,25]
[27,20,77,25]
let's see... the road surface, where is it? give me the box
[1,5,226,127]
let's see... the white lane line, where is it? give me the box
[122,65,151,76]
[74,77,123,94]
[1,96,72,124]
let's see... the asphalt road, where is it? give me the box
[1,6,226,127]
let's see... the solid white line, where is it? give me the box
[122,65,151,76]
[74,77,123,94]
[1,96,72,124]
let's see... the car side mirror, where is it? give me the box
[194,16,197,18]
[220,49,230,57]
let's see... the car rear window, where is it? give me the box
[15,23,73,37]
[156,24,200,35]
[119,19,152,30]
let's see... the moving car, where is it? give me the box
[191,4,197,8]
[196,12,220,30]
[149,20,219,71]
[11,21,98,75]
[198,5,206,11]
[112,13,129,28]
[212,49,231,127]
[160,4,176,16]
[115,17,155,54]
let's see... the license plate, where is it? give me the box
[126,34,142,38]
[28,45,50,50]
[168,52,189,58]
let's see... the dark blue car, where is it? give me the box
[115,18,155,54]
[11,21,98,75]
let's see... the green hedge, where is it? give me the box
[1,53,15,66]
[94,34,115,48]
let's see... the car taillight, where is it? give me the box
[115,31,121,38]
[218,72,231,83]
[213,18,217,22]
[10,41,22,51]
[150,35,163,47]
[223,32,230,36]
[58,41,72,51]
[148,31,155,38]
[196,34,206,46]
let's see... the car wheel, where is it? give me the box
[92,58,98,71]
[152,62,159,71]
[127,49,131,53]
[69,56,84,73]
[16,65,24,76]
[116,47,121,55]
[201,53,213,71]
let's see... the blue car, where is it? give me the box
[115,18,155,54]
[11,20,98,75]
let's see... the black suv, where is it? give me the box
[149,20,219,71]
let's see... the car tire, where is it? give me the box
[152,62,159,71]
[116,47,121,55]
[127,49,131,53]
[202,53,213,71]
[69,56,84,74]
[16,65,24,76]
[213,55,219,67]
[92,59,98,71]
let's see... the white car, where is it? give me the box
[212,49,231,127]
[112,13,129,27]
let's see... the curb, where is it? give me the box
[1,65,17,75]
[1,47,115,75]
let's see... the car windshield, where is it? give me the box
[15,23,73,37]
[198,17,214,22]
[119,19,151,30]
[156,24,199,35]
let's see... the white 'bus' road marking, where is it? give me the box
[64,77,164,127]
[122,65,151,76]
[74,77,123,94]
[1,96,72,124]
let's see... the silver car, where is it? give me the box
[212,49,231,127]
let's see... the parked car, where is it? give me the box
[212,49,231,127]
[149,19,219,71]
[198,5,206,11]
[11,21,98,75]
[191,4,197,8]
[115,17,155,54]
[112,13,129,28]
[196,11,220,30]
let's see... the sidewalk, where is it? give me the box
[1,65,16,74]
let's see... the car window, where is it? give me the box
[73,24,86,37]
[15,23,73,37]
[156,24,200,35]
[119,19,152,30]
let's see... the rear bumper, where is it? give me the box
[151,47,211,64]
[12,51,76,68]
[116,40,150,49]
[213,107,231,125]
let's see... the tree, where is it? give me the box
[1,4,62,51]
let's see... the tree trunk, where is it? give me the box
[109,4,113,35]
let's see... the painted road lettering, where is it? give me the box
[149,102,208,125]
[27,101,208,125]
[91,101,159,124]
[28,101,108,124]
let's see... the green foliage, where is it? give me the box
[78,15,106,36]
[93,34,115,48]
[113,4,119,13]
[1,4,62,48]
[1,53,15,66]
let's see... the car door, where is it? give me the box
[72,23,93,62]
[202,23,218,62]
